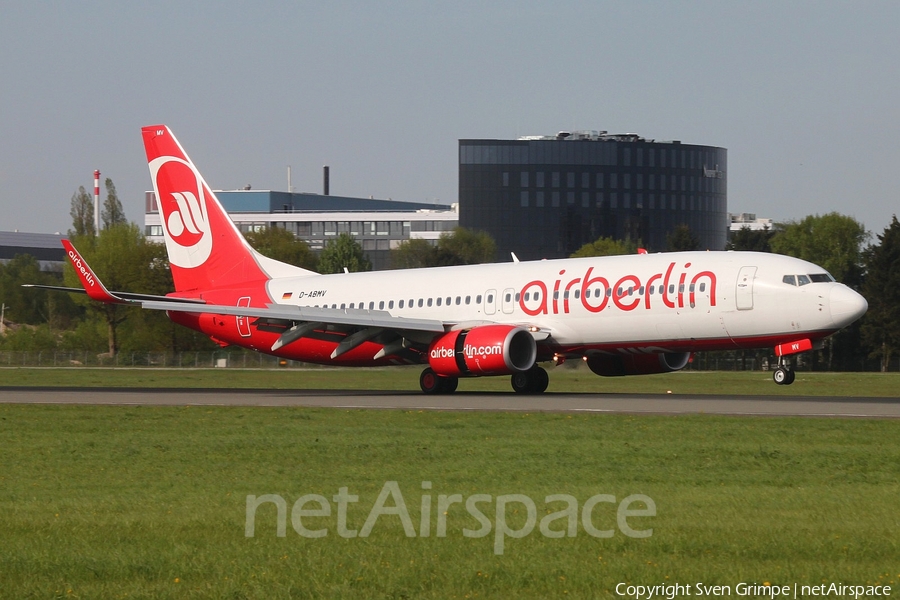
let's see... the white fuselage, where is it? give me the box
[261,251,864,356]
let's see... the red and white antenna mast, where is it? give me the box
[93,169,100,235]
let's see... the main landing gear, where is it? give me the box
[511,366,550,394]
[419,368,458,394]
[772,357,795,385]
[418,366,550,394]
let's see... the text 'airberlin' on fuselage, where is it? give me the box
[518,262,717,316]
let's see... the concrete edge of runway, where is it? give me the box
[1,386,899,418]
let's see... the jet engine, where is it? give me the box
[428,324,537,377]
[586,351,691,377]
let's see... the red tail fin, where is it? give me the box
[142,125,314,293]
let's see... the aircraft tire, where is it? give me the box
[784,369,796,385]
[420,368,442,394]
[511,366,549,394]
[420,368,457,394]
[773,368,787,385]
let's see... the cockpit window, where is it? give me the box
[784,273,836,286]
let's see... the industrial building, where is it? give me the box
[459,130,728,260]
[144,190,458,270]
[0,231,66,270]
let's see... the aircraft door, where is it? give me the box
[735,267,756,311]
[501,288,515,314]
[236,296,252,337]
[484,289,497,315]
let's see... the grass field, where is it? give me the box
[1,401,898,599]
[2,365,900,396]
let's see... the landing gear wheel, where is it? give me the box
[511,366,549,394]
[419,368,458,394]
[773,366,796,386]
[773,368,787,385]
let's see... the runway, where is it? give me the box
[1,387,899,417]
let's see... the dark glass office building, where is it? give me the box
[459,131,727,260]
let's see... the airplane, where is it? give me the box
[40,125,869,394]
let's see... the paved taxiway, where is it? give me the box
[1,387,898,417]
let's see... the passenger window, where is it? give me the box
[465,296,471,304]
[486,294,494,303]
[783,275,797,286]
[504,293,511,302]
[418,299,423,307]
[669,285,675,294]
[349,303,355,309]
[427,298,433,307]
[446,297,451,305]
[689,284,695,292]
[524,292,530,301]
[606,289,612,297]
[798,275,811,286]
[436,297,442,306]
[639,286,645,295]
[388,300,393,309]
[456,296,461,305]
[648,286,654,295]
[678,284,684,293]
[476,295,482,303]
[515,293,520,302]
[700,283,706,292]
[379,301,384,310]
[340,303,346,309]
[553,291,559,299]
[399,300,404,308]
[368,302,374,310]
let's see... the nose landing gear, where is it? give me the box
[772,357,795,385]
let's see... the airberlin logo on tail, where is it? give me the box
[67,249,95,287]
[148,156,213,268]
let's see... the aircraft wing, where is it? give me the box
[50,239,447,334]
[139,299,446,333]
[45,240,547,359]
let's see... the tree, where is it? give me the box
[318,233,371,274]
[69,186,96,237]
[769,213,868,286]
[861,216,900,372]
[391,238,437,269]
[390,228,497,269]
[0,254,80,328]
[570,236,638,258]
[666,225,699,252]
[101,178,127,229]
[64,223,167,356]
[432,228,496,266]
[726,226,774,252]
[245,226,318,271]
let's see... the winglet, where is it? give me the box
[61,240,126,304]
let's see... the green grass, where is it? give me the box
[1,365,900,396]
[0,405,898,598]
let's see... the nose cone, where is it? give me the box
[829,285,868,328]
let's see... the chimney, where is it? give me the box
[323,165,330,196]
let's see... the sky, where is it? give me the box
[1,1,898,237]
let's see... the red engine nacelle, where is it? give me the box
[428,324,537,376]
[586,352,691,377]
